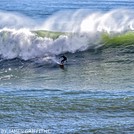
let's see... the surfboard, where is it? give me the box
[57,62,64,69]
[59,64,64,69]
[52,58,65,69]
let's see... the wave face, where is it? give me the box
[0,9,134,60]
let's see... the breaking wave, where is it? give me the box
[0,9,134,60]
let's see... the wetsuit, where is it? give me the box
[61,56,67,64]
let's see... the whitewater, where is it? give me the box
[0,0,134,134]
[0,9,134,60]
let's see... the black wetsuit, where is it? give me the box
[61,56,67,64]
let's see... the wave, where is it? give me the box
[0,28,91,60]
[102,31,134,46]
[0,28,134,61]
[0,9,134,61]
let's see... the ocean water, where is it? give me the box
[0,0,134,134]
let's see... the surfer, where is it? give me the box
[60,55,67,64]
